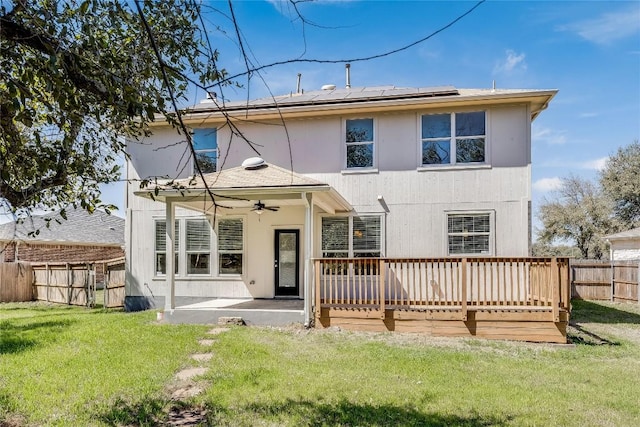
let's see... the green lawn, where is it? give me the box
[1,300,639,426]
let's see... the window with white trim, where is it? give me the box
[321,215,382,258]
[192,128,217,173]
[447,213,492,255]
[218,218,243,275]
[186,219,210,274]
[421,111,486,166]
[155,220,179,275]
[345,118,374,169]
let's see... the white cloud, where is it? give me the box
[493,50,527,75]
[581,156,608,171]
[532,126,567,145]
[559,5,640,44]
[533,177,563,193]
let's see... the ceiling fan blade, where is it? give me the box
[266,206,279,211]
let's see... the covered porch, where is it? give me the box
[135,160,351,326]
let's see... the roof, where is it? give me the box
[135,162,352,214]
[164,162,326,190]
[180,85,557,123]
[192,85,460,111]
[0,208,125,246]
[604,227,640,241]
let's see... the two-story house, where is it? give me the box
[125,84,557,328]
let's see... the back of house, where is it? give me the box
[125,83,556,312]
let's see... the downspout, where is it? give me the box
[303,192,314,327]
[165,198,176,312]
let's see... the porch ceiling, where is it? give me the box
[134,162,352,215]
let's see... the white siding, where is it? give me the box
[126,104,533,299]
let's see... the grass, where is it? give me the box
[1,300,639,426]
[0,302,208,426]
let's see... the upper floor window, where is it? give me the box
[345,118,374,169]
[192,128,217,173]
[447,213,492,255]
[421,111,486,166]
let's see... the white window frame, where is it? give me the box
[192,128,218,174]
[216,217,245,276]
[320,214,384,258]
[445,211,495,256]
[343,117,377,172]
[419,110,488,169]
[185,218,211,276]
[154,219,180,277]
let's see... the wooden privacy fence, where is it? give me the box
[0,262,33,302]
[32,258,126,307]
[33,262,95,306]
[315,257,571,320]
[571,259,639,303]
[103,257,125,308]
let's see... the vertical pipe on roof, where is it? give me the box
[345,64,351,89]
[296,73,302,94]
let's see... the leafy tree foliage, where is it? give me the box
[599,140,640,229]
[531,241,580,258]
[537,175,617,259]
[0,0,223,217]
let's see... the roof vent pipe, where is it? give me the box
[296,73,302,94]
[345,63,351,89]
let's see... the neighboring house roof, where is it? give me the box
[180,85,557,123]
[136,161,352,214]
[604,227,640,241]
[0,208,125,246]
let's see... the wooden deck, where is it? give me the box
[314,257,571,343]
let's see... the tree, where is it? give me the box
[537,175,617,259]
[600,140,640,229]
[0,0,223,217]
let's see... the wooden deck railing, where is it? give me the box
[314,257,570,321]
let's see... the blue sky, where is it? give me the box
[103,0,639,236]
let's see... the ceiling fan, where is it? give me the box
[252,200,279,215]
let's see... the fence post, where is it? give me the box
[45,263,50,302]
[610,258,615,302]
[379,259,386,319]
[637,260,640,304]
[66,263,71,305]
[461,259,468,321]
[551,258,559,322]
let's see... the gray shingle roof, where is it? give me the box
[191,85,459,112]
[0,208,125,246]
[165,162,326,190]
[604,227,640,241]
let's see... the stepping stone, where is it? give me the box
[170,383,204,400]
[206,327,230,335]
[191,353,213,362]
[175,367,207,381]
[166,405,207,426]
[218,317,244,326]
[198,339,215,346]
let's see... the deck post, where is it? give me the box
[551,257,559,322]
[379,259,386,319]
[315,260,321,321]
[461,258,467,321]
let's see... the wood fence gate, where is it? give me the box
[32,258,125,307]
